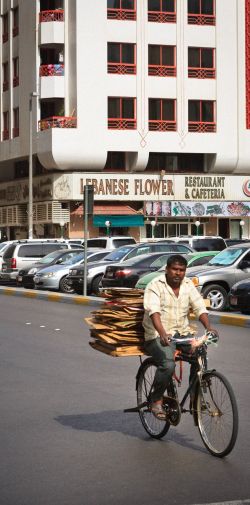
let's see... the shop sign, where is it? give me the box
[0,176,53,205]
[144,201,250,217]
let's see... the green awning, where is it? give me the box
[93,215,144,227]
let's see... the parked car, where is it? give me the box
[170,236,227,251]
[229,278,250,314]
[135,251,219,290]
[101,252,177,290]
[186,243,250,311]
[16,248,104,289]
[0,240,18,271]
[33,249,109,293]
[225,238,250,247]
[0,239,74,282]
[66,242,193,295]
[86,236,136,249]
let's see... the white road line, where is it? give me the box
[39,325,45,328]
[25,322,31,325]
[54,328,61,331]
[192,500,250,505]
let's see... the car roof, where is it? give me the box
[104,251,178,267]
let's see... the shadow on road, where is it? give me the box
[55,410,206,454]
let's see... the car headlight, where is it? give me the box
[28,267,38,274]
[43,272,55,278]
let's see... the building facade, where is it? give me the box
[0,0,250,240]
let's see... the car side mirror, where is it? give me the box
[56,258,63,264]
[238,259,250,270]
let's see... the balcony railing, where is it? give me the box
[148,65,176,77]
[13,26,19,37]
[188,67,215,79]
[108,118,136,129]
[2,32,8,43]
[13,127,19,138]
[149,120,177,131]
[39,64,64,76]
[188,121,216,132]
[188,13,215,25]
[107,8,136,20]
[2,129,9,140]
[148,11,176,23]
[108,62,136,75]
[39,9,64,23]
[13,76,19,87]
[39,116,77,130]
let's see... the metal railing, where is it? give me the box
[188,67,215,79]
[3,81,9,92]
[107,8,136,20]
[13,127,19,138]
[149,120,176,131]
[39,64,64,76]
[2,129,9,140]
[13,76,19,87]
[148,64,176,77]
[148,11,176,23]
[13,26,19,37]
[39,9,64,22]
[39,116,77,130]
[188,13,215,25]
[108,118,136,129]
[188,121,216,132]
[108,62,136,74]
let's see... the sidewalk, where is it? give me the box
[0,285,250,328]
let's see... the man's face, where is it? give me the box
[165,262,186,287]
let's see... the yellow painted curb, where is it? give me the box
[24,291,38,298]
[47,293,62,302]
[3,288,15,295]
[219,314,248,327]
[73,296,90,305]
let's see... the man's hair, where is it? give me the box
[166,254,187,268]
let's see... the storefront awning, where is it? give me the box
[71,203,144,226]
[93,215,144,227]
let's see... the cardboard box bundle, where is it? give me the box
[85,287,146,357]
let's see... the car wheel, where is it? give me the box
[59,276,75,294]
[202,284,228,312]
[91,274,103,295]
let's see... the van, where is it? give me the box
[0,239,74,281]
[86,236,136,249]
[171,236,227,252]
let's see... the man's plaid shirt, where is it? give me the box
[143,274,208,341]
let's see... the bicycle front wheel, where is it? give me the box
[196,370,238,457]
[137,359,170,439]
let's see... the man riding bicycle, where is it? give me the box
[143,254,217,420]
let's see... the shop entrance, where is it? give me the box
[218,219,230,238]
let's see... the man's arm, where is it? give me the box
[199,312,218,336]
[150,312,172,346]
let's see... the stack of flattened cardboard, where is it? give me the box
[85,287,145,357]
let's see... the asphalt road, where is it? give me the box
[0,296,249,505]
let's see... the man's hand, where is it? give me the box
[159,333,172,347]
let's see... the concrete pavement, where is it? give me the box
[0,285,250,328]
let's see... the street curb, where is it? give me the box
[1,285,250,327]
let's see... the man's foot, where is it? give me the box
[149,401,166,420]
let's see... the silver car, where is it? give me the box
[186,243,250,311]
[33,249,110,293]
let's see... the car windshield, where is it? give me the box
[207,247,246,266]
[38,250,68,264]
[103,246,134,261]
[63,252,85,265]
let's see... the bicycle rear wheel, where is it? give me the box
[137,359,170,439]
[196,370,238,457]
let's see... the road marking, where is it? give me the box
[25,322,31,325]
[192,500,250,505]
[54,328,61,331]
[39,325,45,328]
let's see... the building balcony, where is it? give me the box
[107,8,136,20]
[148,65,176,77]
[39,116,77,131]
[13,76,19,87]
[39,9,64,23]
[108,62,136,75]
[2,32,8,43]
[188,121,216,132]
[3,81,9,92]
[149,120,177,131]
[148,11,176,23]
[108,118,136,130]
[40,64,64,76]
[13,26,19,37]
[188,13,215,26]
[188,67,215,79]
[2,129,9,140]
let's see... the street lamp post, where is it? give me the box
[240,220,245,238]
[195,220,201,236]
[105,220,111,236]
[28,91,39,239]
[151,220,156,239]
[59,220,65,239]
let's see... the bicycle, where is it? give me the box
[125,331,238,458]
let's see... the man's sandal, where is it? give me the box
[149,403,167,420]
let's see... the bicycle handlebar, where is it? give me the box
[170,330,219,347]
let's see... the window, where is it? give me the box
[104,152,126,171]
[188,100,216,132]
[13,57,19,87]
[148,0,176,23]
[2,13,8,42]
[13,107,19,138]
[3,62,9,91]
[149,98,176,131]
[188,0,215,25]
[3,111,9,140]
[107,0,136,21]
[108,97,136,129]
[108,43,136,74]
[12,7,19,37]
[148,45,176,76]
[188,47,215,78]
